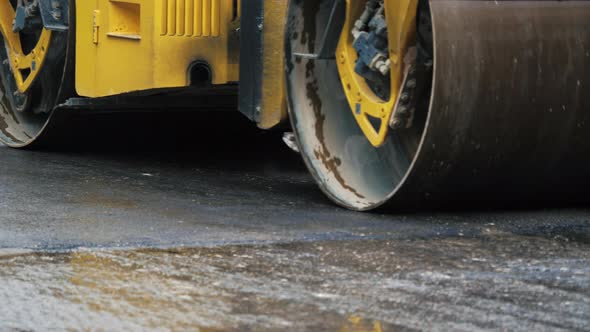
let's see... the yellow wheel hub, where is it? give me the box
[0,1,52,93]
[336,0,417,147]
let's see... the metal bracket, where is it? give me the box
[238,0,264,122]
[293,0,346,60]
[38,0,69,31]
[390,64,418,129]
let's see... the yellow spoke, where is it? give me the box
[336,0,417,147]
[0,1,52,93]
[0,1,22,53]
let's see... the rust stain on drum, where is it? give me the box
[305,61,365,200]
[295,1,365,200]
[0,96,22,144]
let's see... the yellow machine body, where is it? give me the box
[75,0,240,97]
[74,0,287,129]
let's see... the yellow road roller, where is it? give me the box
[1,0,590,211]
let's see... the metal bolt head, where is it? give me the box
[390,117,405,129]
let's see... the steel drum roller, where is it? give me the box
[285,0,590,210]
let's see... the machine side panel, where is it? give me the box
[75,0,239,98]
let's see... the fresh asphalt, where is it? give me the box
[0,111,588,331]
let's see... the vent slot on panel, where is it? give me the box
[161,0,221,37]
[108,1,141,40]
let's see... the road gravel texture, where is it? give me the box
[0,113,589,331]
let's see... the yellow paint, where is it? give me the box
[259,0,289,129]
[76,0,239,98]
[93,10,101,44]
[0,2,52,93]
[106,1,141,39]
[194,0,203,36]
[339,315,384,332]
[337,0,417,147]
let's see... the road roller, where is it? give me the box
[1,0,590,211]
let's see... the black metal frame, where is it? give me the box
[38,0,69,31]
[292,0,346,60]
[238,0,264,122]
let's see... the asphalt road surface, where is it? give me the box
[0,112,589,331]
